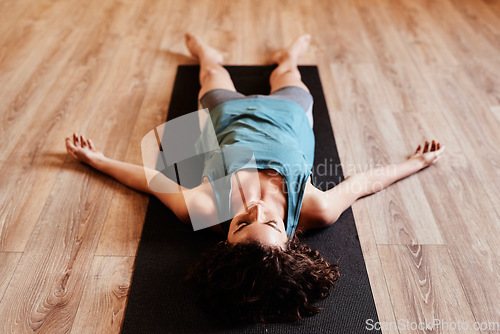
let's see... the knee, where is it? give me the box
[201,68,227,83]
[271,67,301,80]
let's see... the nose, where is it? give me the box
[247,202,263,221]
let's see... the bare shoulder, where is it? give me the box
[153,179,224,234]
[180,182,224,234]
[297,181,333,232]
[298,175,364,232]
[182,182,218,220]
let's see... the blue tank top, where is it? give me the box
[198,98,315,237]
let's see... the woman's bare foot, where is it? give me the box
[185,33,224,64]
[271,34,311,64]
[65,132,104,166]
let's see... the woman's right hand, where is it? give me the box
[65,132,104,166]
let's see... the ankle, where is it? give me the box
[276,57,297,69]
[278,52,297,65]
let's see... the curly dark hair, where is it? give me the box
[184,236,340,325]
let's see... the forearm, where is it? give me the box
[313,141,444,225]
[90,156,152,194]
[66,133,193,222]
[350,158,426,197]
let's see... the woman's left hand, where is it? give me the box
[408,140,445,167]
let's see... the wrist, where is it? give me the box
[407,156,427,170]
[90,154,108,170]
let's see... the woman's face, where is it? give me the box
[227,200,288,249]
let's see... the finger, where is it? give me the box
[423,141,429,153]
[434,146,446,158]
[437,142,440,150]
[73,132,78,145]
[80,134,87,147]
[414,145,421,154]
[65,138,78,159]
[87,138,94,150]
[66,137,76,150]
[431,140,436,151]
[66,145,76,159]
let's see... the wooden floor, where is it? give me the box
[0,0,499,333]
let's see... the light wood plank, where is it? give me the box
[330,63,443,245]
[95,0,182,257]
[0,252,22,304]
[0,2,171,330]
[482,0,500,19]
[394,111,500,327]
[95,188,149,257]
[421,65,500,214]
[70,256,134,334]
[354,214,399,334]
[379,0,459,67]
[0,1,104,155]
[449,0,500,49]
[379,245,479,334]
[0,1,499,332]
[0,13,127,252]
[354,0,448,114]
[417,0,500,61]
[491,106,500,123]
[407,0,500,106]
[0,168,116,333]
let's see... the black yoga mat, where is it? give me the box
[121,66,380,333]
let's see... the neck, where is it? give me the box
[231,170,287,217]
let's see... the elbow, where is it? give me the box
[324,212,339,227]
[317,213,337,229]
[315,199,338,228]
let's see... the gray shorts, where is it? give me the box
[199,86,314,127]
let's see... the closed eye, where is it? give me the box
[234,221,249,233]
[233,220,281,234]
[265,220,281,233]
[266,220,278,227]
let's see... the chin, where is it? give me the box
[247,200,265,208]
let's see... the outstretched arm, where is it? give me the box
[65,132,191,222]
[300,140,445,229]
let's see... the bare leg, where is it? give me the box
[269,34,311,93]
[185,33,236,100]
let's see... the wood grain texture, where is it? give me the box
[379,245,479,334]
[0,252,22,304]
[394,111,500,329]
[0,0,499,333]
[355,214,399,334]
[330,63,444,245]
[0,166,116,333]
[428,152,497,321]
[96,0,182,257]
[70,256,134,334]
[0,0,134,252]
